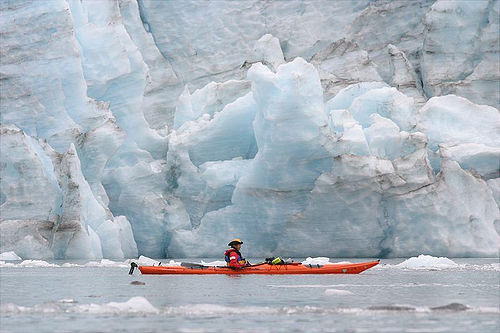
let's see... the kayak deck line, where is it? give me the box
[132,260,380,275]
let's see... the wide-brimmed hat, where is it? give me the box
[228,238,243,246]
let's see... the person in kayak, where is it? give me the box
[225,238,250,268]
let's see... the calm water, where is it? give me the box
[0,258,499,333]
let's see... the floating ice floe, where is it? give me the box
[70,296,159,314]
[0,297,158,315]
[1,298,498,316]
[58,299,78,304]
[200,260,227,266]
[135,256,181,267]
[395,254,458,269]
[301,257,352,266]
[324,289,354,296]
[16,260,59,268]
[0,258,132,268]
[0,251,21,261]
[83,259,129,268]
[164,304,274,316]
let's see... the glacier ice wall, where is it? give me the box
[1,0,499,258]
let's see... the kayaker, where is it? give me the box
[225,238,250,268]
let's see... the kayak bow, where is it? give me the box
[132,260,380,275]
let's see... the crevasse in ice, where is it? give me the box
[0,0,499,259]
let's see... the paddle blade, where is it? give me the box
[180,262,208,269]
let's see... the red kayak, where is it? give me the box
[134,260,380,275]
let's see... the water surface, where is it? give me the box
[1,258,498,332]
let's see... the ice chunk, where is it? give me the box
[384,160,500,257]
[391,145,435,193]
[68,0,167,159]
[0,135,138,259]
[169,58,334,256]
[387,44,426,108]
[311,39,383,99]
[165,93,257,230]
[70,296,159,314]
[277,155,396,257]
[17,260,58,268]
[114,216,139,259]
[0,220,55,260]
[487,178,500,208]
[0,0,86,151]
[58,299,77,304]
[137,1,370,89]
[326,82,389,111]
[174,80,251,130]
[349,87,416,131]
[396,255,458,269]
[103,155,172,258]
[76,117,126,209]
[345,1,433,84]
[277,152,499,258]
[364,114,403,159]
[0,251,21,261]
[0,1,144,260]
[200,159,252,189]
[118,0,182,130]
[0,125,61,221]
[363,114,429,161]
[439,143,500,180]
[242,58,332,190]
[301,257,332,265]
[95,220,126,259]
[253,34,285,71]
[486,178,500,234]
[324,289,354,296]
[83,259,128,268]
[329,109,370,156]
[63,0,177,259]
[328,109,356,135]
[421,0,499,108]
[62,225,102,260]
[417,95,500,151]
[171,92,257,166]
[56,145,108,232]
[52,144,132,259]
[135,255,161,266]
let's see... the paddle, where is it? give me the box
[180,262,211,269]
[180,262,241,269]
[129,262,138,274]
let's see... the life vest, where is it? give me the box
[224,248,246,266]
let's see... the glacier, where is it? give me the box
[0,0,499,259]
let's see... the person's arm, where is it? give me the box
[227,250,245,268]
